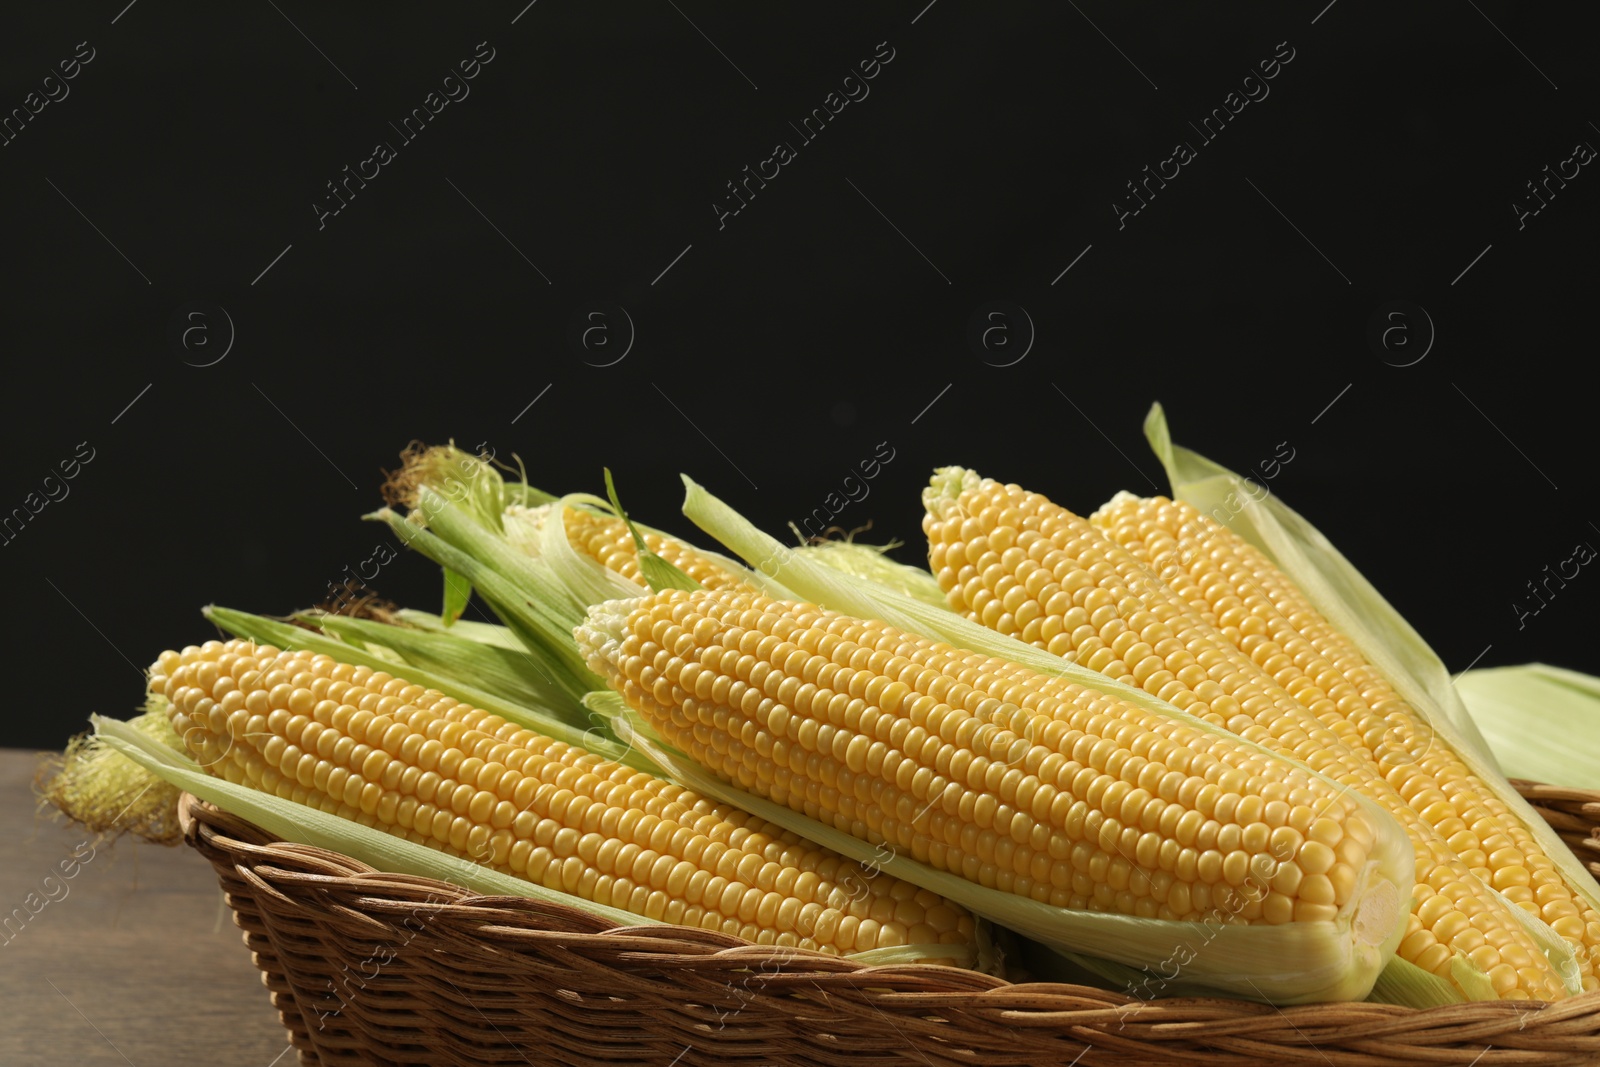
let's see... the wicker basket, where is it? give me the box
[178,782,1600,1067]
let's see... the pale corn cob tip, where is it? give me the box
[926,473,1576,1000]
[583,586,1411,951]
[150,636,977,958]
[921,467,981,517]
[501,502,560,557]
[576,596,652,672]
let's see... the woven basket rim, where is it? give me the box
[175,788,1600,1017]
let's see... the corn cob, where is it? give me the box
[554,505,754,592]
[385,441,753,596]
[152,637,976,958]
[577,588,1414,996]
[1089,491,1600,991]
[923,468,1573,999]
[554,505,946,607]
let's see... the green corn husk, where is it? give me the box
[385,443,557,627]
[302,611,572,715]
[370,493,617,704]
[1368,957,1466,1008]
[442,567,473,625]
[393,609,524,651]
[1141,403,1600,995]
[297,607,632,769]
[390,445,792,601]
[1457,664,1600,784]
[656,476,1421,1004]
[376,484,779,692]
[204,605,640,769]
[795,541,952,608]
[604,468,701,594]
[368,482,793,762]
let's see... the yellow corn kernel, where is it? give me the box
[562,507,752,592]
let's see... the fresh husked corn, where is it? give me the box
[560,507,753,592]
[1090,491,1600,991]
[576,588,1410,941]
[151,638,975,957]
[923,469,1573,999]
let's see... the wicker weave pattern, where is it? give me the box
[179,787,1600,1066]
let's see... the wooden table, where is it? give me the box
[0,749,291,1066]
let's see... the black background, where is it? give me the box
[3,3,1595,750]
